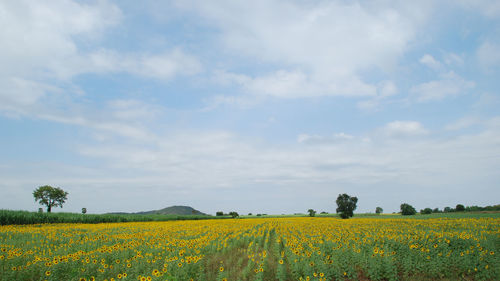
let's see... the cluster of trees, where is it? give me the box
[399,203,500,216]
[216,211,239,218]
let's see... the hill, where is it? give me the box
[134,206,207,216]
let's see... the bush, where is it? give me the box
[400,203,416,215]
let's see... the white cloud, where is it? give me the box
[298,132,354,144]
[213,70,376,98]
[2,116,500,213]
[419,54,443,71]
[356,80,398,110]
[0,0,122,79]
[382,121,429,137]
[477,41,500,69]
[445,116,481,131]
[443,52,464,66]
[83,49,202,80]
[410,71,475,102]
[178,0,431,98]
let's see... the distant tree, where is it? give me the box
[420,208,432,215]
[216,211,224,216]
[82,208,87,214]
[455,204,465,212]
[400,203,416,216]
[336,194,358,219]
[320,211,327,214]
[248,213,252,216]
[307,209,316,217]
[33,185,68,213]
[375,207,383,214]
[256,214,262,216]
[432,208,440,213]
[229,211,239,218]
[444,206,452,213]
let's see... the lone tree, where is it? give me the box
[33,185,68,213]
[375,207,383,214]
[336,193,358,219]
[229,211,239,218]
[455,204,465,212]
[400,203,416,215]
[307,209,316,217]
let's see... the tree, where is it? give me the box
[400,203,416,215]
[375,207,383,214]
[432,208,440,213]
[216,211,224,216]
[336,194,358,219]
[33,185,68,213]
[307,209,316,217]
[229,211,239,218]
[82,208,87,214]
[455,204,465,212]
[420,208,432,215]
[444,206,452,213]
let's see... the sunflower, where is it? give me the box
[219,266,224,272]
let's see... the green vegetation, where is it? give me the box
[0,210,215,226]
[32,185,68,213]
[400,203,417,215]
[307,209,316,217]
[336,193,358,219]
[1,217,498,281]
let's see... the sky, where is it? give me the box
[1,0,499,215]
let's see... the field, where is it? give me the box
[0,217,498,281]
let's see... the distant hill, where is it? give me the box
[110,206,207,216]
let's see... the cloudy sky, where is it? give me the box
[1,0,499,215]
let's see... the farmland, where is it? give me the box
[0,217,498,281]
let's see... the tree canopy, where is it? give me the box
[400,203,416,215]
[336,193,358,219]
[33,185,68,213]
[307,209,316,217]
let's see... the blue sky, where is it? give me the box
[1,0,499,215]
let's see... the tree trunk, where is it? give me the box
[47,205,51,213]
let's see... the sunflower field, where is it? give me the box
[0,217,498,281]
